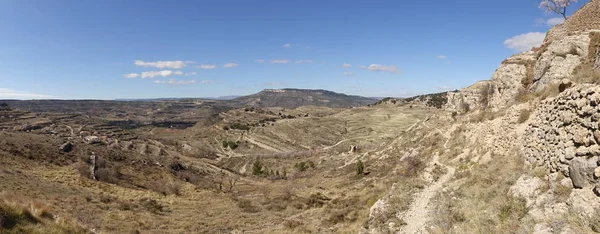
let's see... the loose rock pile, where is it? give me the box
[524,85,600,188]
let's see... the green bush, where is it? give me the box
[229,123,251,131]
[222,141,238,150]
[294,160,315,172]
[356,160,365,175]
[252,160,263,176]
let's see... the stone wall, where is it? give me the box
[563,0,600,34]
[523,85,600,188]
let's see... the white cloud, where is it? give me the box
[436,86,455,92]
[134,60,189,69]
[342,63,352,68]
[199,64,218,69]
[283,44,291,48]
[255,59,265,63]
[437,55,447,59]
[546,17,565,26]
[295,60,313,64]
[153,79,196,85]
[123,73,139,79]
[271,59,290,64]
[141,70,181,79]
[223,63,239,68]
[535,18,545,26]
[154,79,212,85]
[185,72,197,76]
[264,82,285,86]
[0,88,53,99]
[504,32,546,52]
[343,72,355,76]
[365,64,400,74]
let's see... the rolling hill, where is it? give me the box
[228,88,378,108]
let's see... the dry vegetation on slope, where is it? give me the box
[0,98,442,233]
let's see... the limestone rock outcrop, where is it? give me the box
[532,34,591,92]
[445,81,491,112]
[446,0,600,112]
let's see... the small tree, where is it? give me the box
[540,0,578,20]
[227,176,237,192]
[252,160,263,176]
[356,160,365,175]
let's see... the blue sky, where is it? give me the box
[0,0,588,99]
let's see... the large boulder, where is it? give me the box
[568,157,598,189]
[84,136,101,144]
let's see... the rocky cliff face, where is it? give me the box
[446,1,600,112]
[445,81,491,112]
[532,33,591,92]
[363,2,600,233]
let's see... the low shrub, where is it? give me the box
[283,219,303,229]
[306,193,330,208]
[517,108,532,124]
[148,180,182,196]
[222,141,238,150]
[139,198,168,215]
[236,199,260,213]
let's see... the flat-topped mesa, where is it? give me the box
[263,89,287,93]
[446,1,600,112]
[232,88,376,108]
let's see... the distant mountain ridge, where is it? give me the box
[3,88,377,112]
[114,95,239,101]
[228,88,378,108]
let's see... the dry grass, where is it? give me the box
[468,108,506,123]
[554,183,572,203]
[572,63,600,84]
[588,32,600,62]
[515,81,561,103]
[0,104,437,233]
[430,149,533,233]
[0,199,86,234]
[517,108,532,124]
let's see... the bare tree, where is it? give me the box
[227,176,237,192]
[540,0,578,19]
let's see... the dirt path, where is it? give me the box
[399,150,455,233]
[243,135,283,152]
[323,135,373,150]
